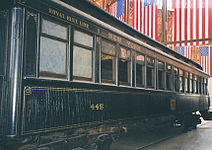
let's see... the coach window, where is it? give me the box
[39,19,68,79]
[190,73,193,93]
[199,77,202,94]
[202,78,206,95]
[73,30,93,81]
[194,75,198,94]
[146,56,155,88]
[158,61,164,89]
[179,69,184,92]
[185,72,189,93]
[174,67,179,91]
[101,39,116,83]
[136,52,145,87]
[205,78,207,95]
[166,64,171,90]
[119,47,131,85]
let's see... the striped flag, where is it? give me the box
[185,46,192,59]
[133,0,158,40]
[173,0,212,46]
[117,0,124,21]
[110,1,117,17]
[200,46,212,75]
[176,46,185,55]
[191,46,196,61]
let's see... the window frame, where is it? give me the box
[100,38,117,84]
[39,17,69,79]
[135,51,145,88]
[118,46,131,86]
[199,76,202,94]
[173,67,179,92]
[146,56,155,89]
[189,73,193,93]
[166,64,172,90]
[158,61,165,90]
[179,69,184,93]
[72,28,94,81]
[185,72,189,93]
[194,75,199,94]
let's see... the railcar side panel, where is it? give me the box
[22,79,173,135]
[176,94,209,112]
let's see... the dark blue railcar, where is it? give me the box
[0,0,210,149]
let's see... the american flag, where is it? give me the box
[185,46,192,59]
[176,46,185,55]
[200,46,212,75]
[133,0,158,40]
[173,0,212,46]
[110,1,117,17]
[117,0,124,21]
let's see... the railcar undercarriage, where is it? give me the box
[0,114,175,150]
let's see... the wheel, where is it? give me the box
[97,139,111,150]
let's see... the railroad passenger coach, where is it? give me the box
[0,0,210,149]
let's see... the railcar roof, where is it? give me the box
[59,0,202,70]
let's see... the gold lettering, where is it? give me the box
[49,8,53,14]
[66,15,71,22]
[90,104,104,111]
[55,11,59,16]
[49,8,65,19]
[79,21,89,29]
[71,17,78,24]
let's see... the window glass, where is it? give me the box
[185,72,189,93]
[202,78,205,95]
[174,67,179,91]
[73,46,92,78]
[40,36,67,76]
[166,64,172,90]
[146,56,155,88]
[199,77,202,94]
[136,53,145,87]
[101,39,116,83]
[102,40,116,55]
[40,19,68,79]
[206,79,208,95]
[147,56,155,65]
[179,69,184,92]
[119,47,131,84]
[73,30,94,80]
[190,73,193,93]
[42,19,67,40]
[158,61,164,89]
[194,75,198,93]
[74,30,93,48]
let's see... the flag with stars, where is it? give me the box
[117,0,124,21]
[200,46,212,75]
[176,46,185,56]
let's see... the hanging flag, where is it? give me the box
[133,0,158,40]
[196,46,200,64]
[191,46,196,61]
[110,1,117,17]
[117,0,124,20]
[176,46,185,56]
[144,0,156,7]
[129,0,134,26]
[185,46,192,59]
[200,46,211,75]
[173,0,212,46]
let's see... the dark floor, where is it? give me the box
[110,120,212,150]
